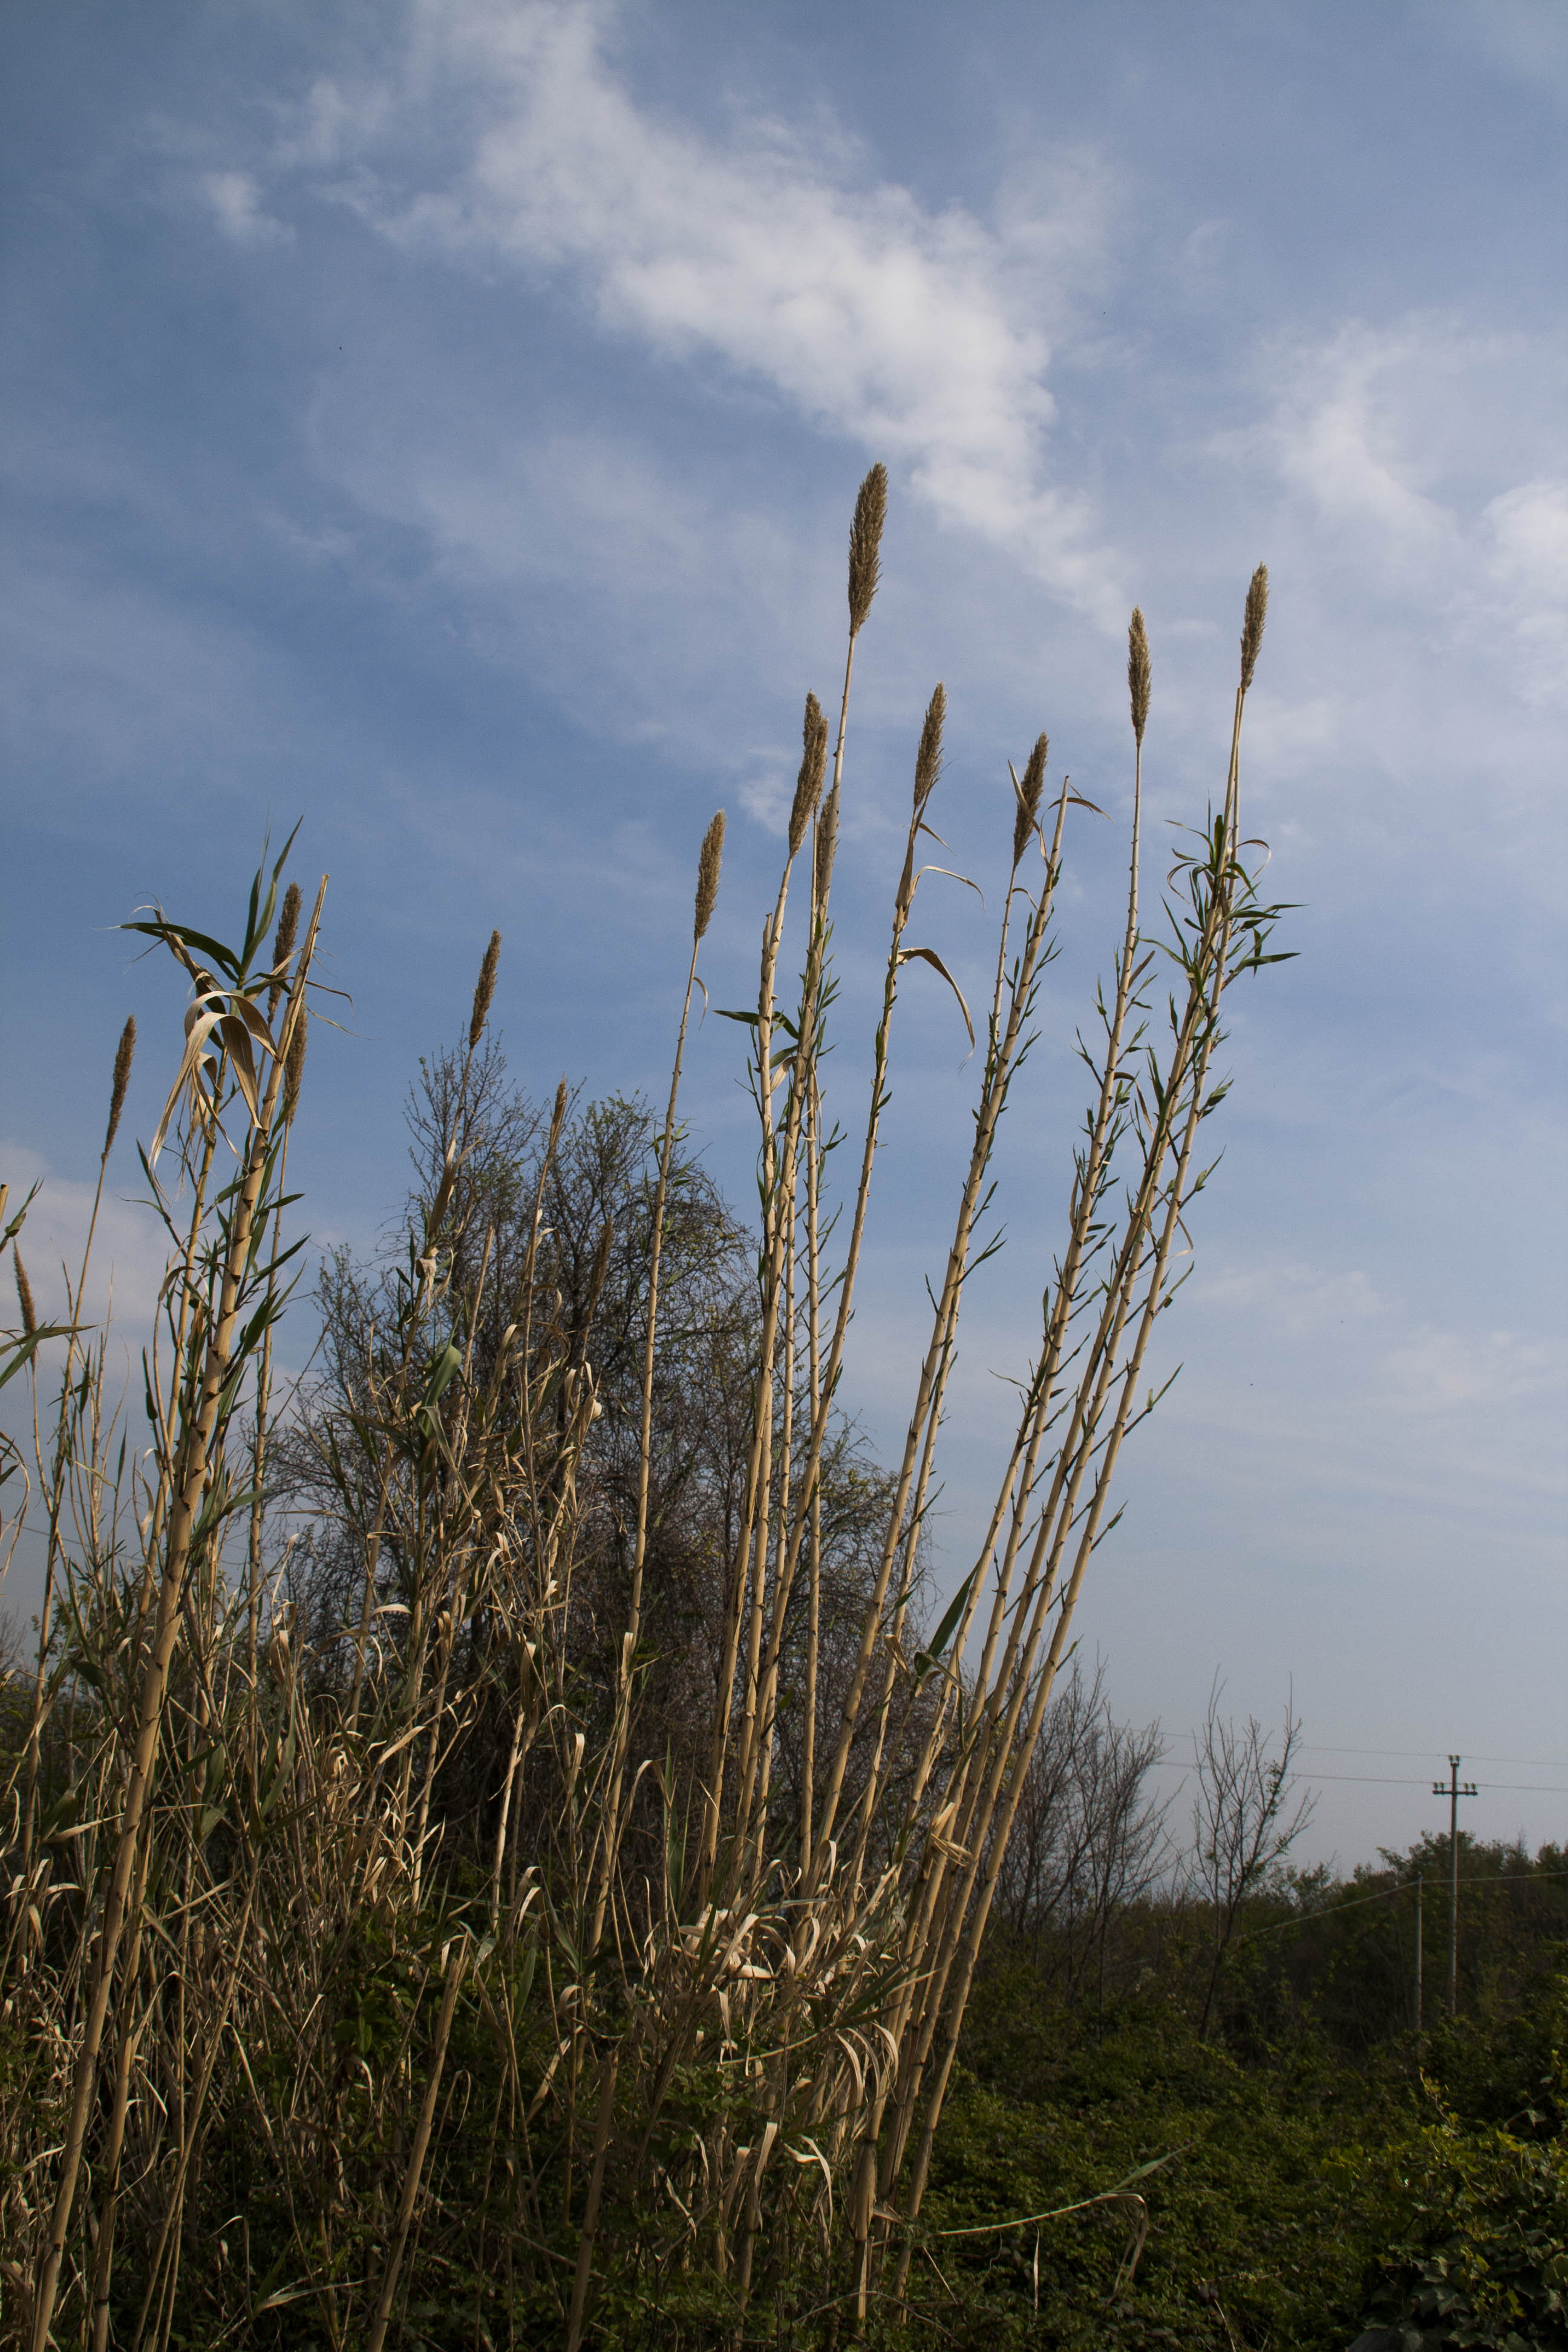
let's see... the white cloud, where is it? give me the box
[1238,691,1345,782]
[1,1142,170,1345]
[200,169,293,248]
[1192,1255,1387,1339]
[1380,1326,1568,1416]
[737,751,794,835]
[276,0,1125,624]
[1241,317,1568,708]
[1256,321,1459,550]
[1482,478,1568,693]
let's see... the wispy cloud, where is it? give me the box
[267,0,1126,624]
[1482,477,1568,696]
[1240,316,1568,707]
[200,169,294,249]
[1380,1325,1568,1416]
[1263,321,1459,549]
[1192,1256,1387,1339]
[0,1142,168,1342]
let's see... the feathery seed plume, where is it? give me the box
[284,1006,308,1116]
[814,783,840,905]
[267,882,302,1021]
[913,683,946,814]
[788,691,829,857]
[103,1015,136,1158]
[1240,564,1270,691]
[1128,609,1151,748]
[469,930,501,1050]
[694,809,726,941]
[1013,732,1048,867]
[14,1252,36,1338]
[847,463,888,636]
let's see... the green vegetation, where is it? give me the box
[921,1841,1568,2351]
[2,468,1560,2349]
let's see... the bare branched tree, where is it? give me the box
[995,1662,1169,2009]
[1189,1676,1317,2036]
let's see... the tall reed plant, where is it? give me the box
[0,473,1287,2349]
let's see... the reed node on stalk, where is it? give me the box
[0,472,1288,2352]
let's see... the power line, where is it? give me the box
[1299,1773,1567,1793]
[1147,1762,1568,1793]
[1155,1741,1568,1770]
[1239,1866,1568,1943]
[1296,1744,1568,1769]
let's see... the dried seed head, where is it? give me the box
[13,1252,36,1338]
[267,881,302,1021]
[104,1015,136,1158]
[284,1006,308,1116]
[469,930,501,1050]
[694,809,726,941]
[788,691,829,857]
[814,782,840,905]
[1128,608,1151,748]
[847,462,888,636]
[913,683,946,814]
[1013,732,1048,867]
[1240,563,1269,691]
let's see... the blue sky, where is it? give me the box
[3,0,1565,1865]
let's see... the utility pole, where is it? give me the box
[1413,1871,1423,2043]
[1431,1756,1477,2016]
